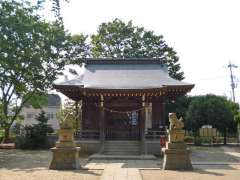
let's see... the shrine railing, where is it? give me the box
[74,129,168,141]
[74,130,100,140]
[106,128,140,140]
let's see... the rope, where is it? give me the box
[94,103,144,114]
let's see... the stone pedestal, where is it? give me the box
[168,129,185,143]
[49,129,80,170]
[49,147,80,170]
[162,142,192,170]
[162,129,192,170]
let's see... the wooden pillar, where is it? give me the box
[141,94,147,154]
[78,100,83,131]
[81,99,86,131]
[145,102,152,132]
[162,101,166,129]
[99,95,105,152]
[152,101,161,128]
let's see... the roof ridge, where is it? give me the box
[82,58,164,65]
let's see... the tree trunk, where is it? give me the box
[223,129,227,145]
[238,123,240,144]
[2,127,10,143]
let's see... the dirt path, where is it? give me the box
[141,164,240,180]
[222,146,240,162]
[0,149,101,180]
[1,146,240,180]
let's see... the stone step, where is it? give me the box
[104,142,140,145]
[104,145,140,149]
[104,151,140,155]
[89,154,157,160]
[105,146,139,149]
[104,144,140,150]
[104,148,140,150]
[103,141,140,155]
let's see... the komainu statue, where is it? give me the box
[49,112,80,170]
[59,113,74,129]
[162,112,192,170]
[169,113,184,130]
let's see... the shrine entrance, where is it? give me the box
[54,59,194,154]
[105,108,141,140]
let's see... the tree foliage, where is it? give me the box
[234,112,240,124]
[186,95,239,134]
[0,0,86,142]
[91,19,184,80]
[65,34,90,64]
[166,96,193,123]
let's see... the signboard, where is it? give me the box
[129,111,138,125]
[199,128,217,137]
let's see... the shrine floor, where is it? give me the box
[0,145,240,180]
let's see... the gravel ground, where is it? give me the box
[0,149,102,180]
[189,146,239,162]
[0,146,240,180]
[233,146,240,153]
[141,165,240,180]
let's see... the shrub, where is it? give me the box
[184,136,194,143]
[0,129,4,143]
[201,137,212,144]
[15,111,53,149]
[194,137,202,145]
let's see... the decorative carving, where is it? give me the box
[59,113,74,129]
[169,113,184,130]
[162,112,192,170]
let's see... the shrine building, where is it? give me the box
[54,58,194,155]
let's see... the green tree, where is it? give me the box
[66,34,90,65]
[166,96,193,126]
[15,111,53,149]
[0,0,79,142]
[91,18,184,80]
[234,112,240,143]
[33,111,53,145]
[186,94,239,144]
[234,112,240,124]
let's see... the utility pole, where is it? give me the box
[227,61,238,102]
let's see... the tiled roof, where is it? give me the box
[55,58,193,89]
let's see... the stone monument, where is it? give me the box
[162,113,192,170]
[49,114,80,170]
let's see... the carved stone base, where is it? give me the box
[58,129,74,142]
[56,141,76,148]
[49,147,80,170]
[168,129,185,143]
[162,143,192,170]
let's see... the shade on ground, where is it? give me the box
[0,146,240,180]
[141,164,240,180]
